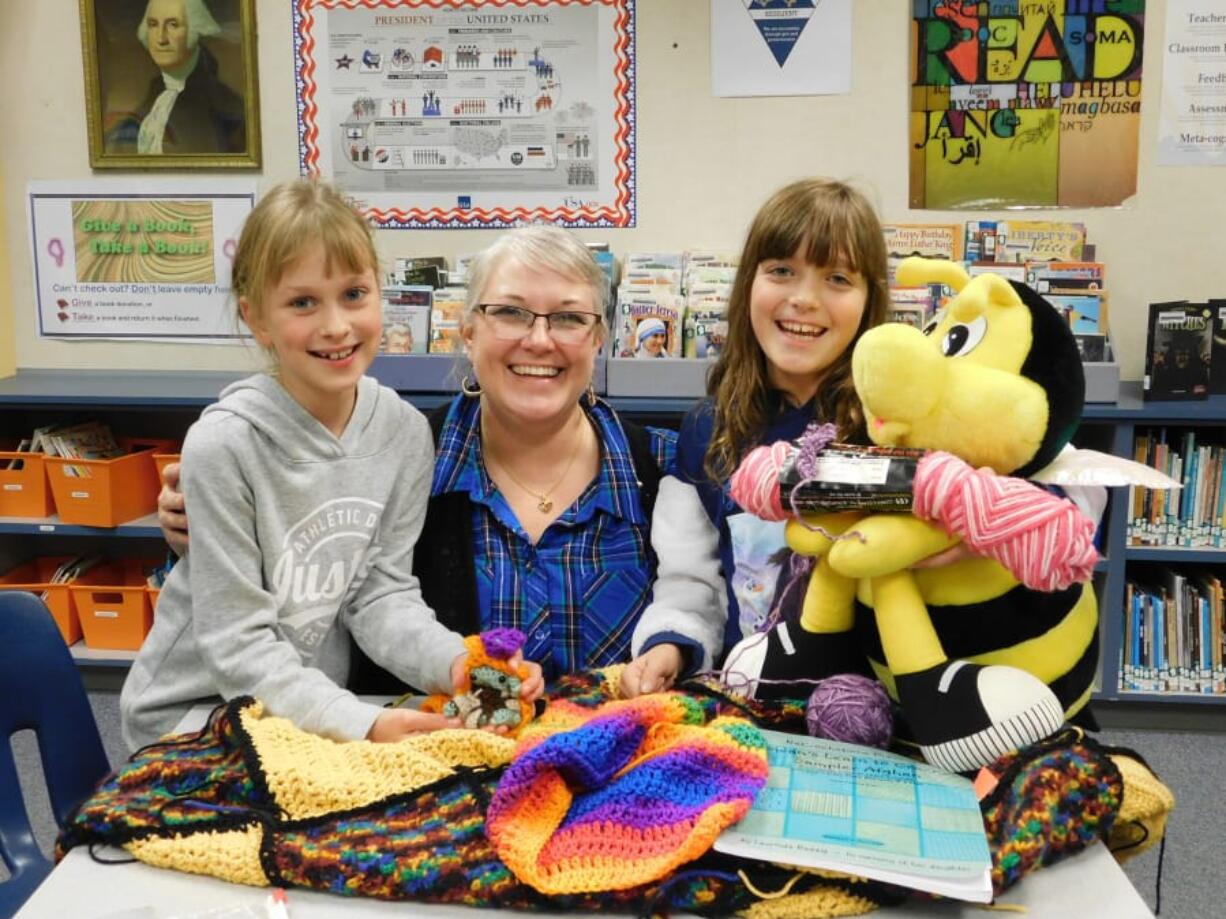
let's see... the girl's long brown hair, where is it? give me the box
[704,178,890,483]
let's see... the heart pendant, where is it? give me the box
[537,498,553,513]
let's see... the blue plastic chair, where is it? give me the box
[0,590,110,917]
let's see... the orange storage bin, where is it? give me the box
[0,448,54,517]
[0,556,121,645]
[72,559,158,651]
[147,586,161,614]
[152,451,181,484]
[43,439,163,527]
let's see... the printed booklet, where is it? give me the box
[715,730,992,902]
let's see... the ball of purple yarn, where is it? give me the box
[805,674,893,748]
[482,628,526,660]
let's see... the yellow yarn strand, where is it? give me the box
[737,870,806,900]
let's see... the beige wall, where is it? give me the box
[0,163,14,379]
[2,0,1223,380]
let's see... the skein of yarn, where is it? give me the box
[805,674,893,749]
[729,436,1099,592]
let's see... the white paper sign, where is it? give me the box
[1158,1,1226,165]
[28,181,255,341]
[711,0,851,98]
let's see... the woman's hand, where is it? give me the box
[158,462,190,556]
[367,707,460,741]
[619,643,683,698]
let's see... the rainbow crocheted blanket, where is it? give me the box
[58,670,1142,916]
[60,673,893,913]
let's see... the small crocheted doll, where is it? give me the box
[421,628,535,735]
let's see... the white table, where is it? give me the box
[16,704,1155,918]
[15,843,1153,919]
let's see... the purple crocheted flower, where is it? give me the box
[482,628,526,660]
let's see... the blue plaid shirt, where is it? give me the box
[431,396,676,680]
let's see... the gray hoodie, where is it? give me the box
[120,374,466,749]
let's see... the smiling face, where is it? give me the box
[461,255,602,429]
[241,241,382,433]
[748,243,868,405]
[144,0,192,71]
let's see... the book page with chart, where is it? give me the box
[715,729,992,902]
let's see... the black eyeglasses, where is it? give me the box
[475,303,602,343]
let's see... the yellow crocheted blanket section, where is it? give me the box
[239,700,516,820]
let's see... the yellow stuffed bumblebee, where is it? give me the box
[727,258,1111,773]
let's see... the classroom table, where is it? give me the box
[16,705,1156,919]
[14,842,1154,918]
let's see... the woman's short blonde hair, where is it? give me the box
[231,179,379,328]
[463,224,609,321]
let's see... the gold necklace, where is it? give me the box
[482,414,588,514]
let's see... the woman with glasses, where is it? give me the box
[158,225,682,687]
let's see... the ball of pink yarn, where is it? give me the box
[805,674,893,749]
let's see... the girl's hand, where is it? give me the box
[910,541,976,569]
[158,462,190,556]
[367,707,460,741]
[619,644,683,698]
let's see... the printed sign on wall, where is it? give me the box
[910,2,1145,209]
[29,181,255,341]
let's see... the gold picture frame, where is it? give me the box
[80,0,261,169]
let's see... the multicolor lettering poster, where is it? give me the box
[910,2,1145,210]
[28,181,254,341]
[294,0,636,228]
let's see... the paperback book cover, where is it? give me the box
[881,223,963,285]
[1143,302,1212,401]
[715,730,992,902]
[380,287,431,354]
[1211,300,1226,396]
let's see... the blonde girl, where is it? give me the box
[122,179,540,749]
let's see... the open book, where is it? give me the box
[714,729,992,902]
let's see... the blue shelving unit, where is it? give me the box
[2,368,1224,704]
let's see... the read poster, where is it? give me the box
[909,1,1145,209]
[294,0,636,228]
[28,181,255,341]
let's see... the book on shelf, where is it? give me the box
[994,220,1086,264]
[968,261,1026,283]
[1128,427,1226,550]
[714,729,992,903]
[1122,574,1225,694]
[881,223,963,285]
[1142,302,1213,401]
[1211,300,1226,396]
[1074,332,1107,363]
[1026,260,1105,293]
[1045,292,1107,336]
[381,286,432,355]
[887,303,927,330]
[428,288,466,354]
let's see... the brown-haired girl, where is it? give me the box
[622,177,891,697]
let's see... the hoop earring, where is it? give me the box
[461,375,482,397]
[586,382,598,407]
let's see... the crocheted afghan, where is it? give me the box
[486,691,771,894]
[57,685,819,914]
[58,673,1158,917]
